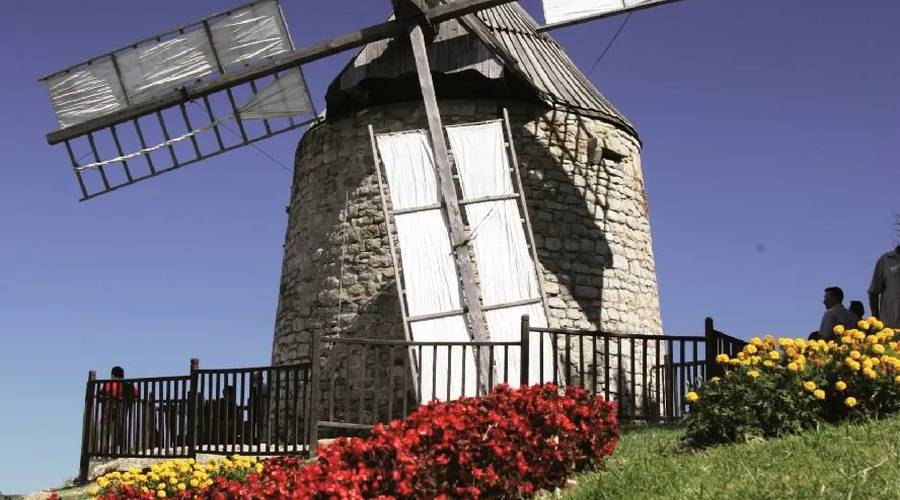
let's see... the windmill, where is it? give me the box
[42,0,678,405]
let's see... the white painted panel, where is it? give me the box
[543,0,657,25]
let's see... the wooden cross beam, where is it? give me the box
[407,20,492,392]
[385,0,492,389]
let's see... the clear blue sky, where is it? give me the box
[1,0,897,493]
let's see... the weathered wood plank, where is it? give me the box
[408,23,492,390]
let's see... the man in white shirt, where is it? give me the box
[818,287,859,339]
[868,246,900,328]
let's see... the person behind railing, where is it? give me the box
[849,300,865,321]
[206,385,243,450]
[247,373,268,446]
[100,366,138,455]
[817,287,859,341]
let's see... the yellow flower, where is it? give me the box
[97,478,109,488]
[767,350,780,361]
[763,360,775,368]
[177,483,186,492]
[787,362,799,372]
[686,391,700,403]
[895,375,900,385]
[864,368,878,379]
[844,397,858,408]
[89,487,100,495]
[850,350,861,360]
[751,337,763,346]
[833,324,845,335]
[715,353,730,364]
[803,381,816,392]
[873,344,886,354]
[255,463,264,474]
[157,490,167,499]
[190,479,200,488]
[813,389,825,400]
[858,320,871,331]
[710,376,721,383]
[745,344,758,355]
[835,380,847,391]
[748,370,760,379]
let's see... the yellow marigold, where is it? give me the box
[787,362,800,372]
[748,370,760,378]
[89,487,100,496]
[711,376,721,383]
[177,483,186,492]
[715,353,730,364]
[845,397,858,408]
[895,375,900,385]
[803,381,816,392]
[768,350,780,360]
[255,463,264,474]
[850,350,862,360]
[813,389,825,400]
[97,478,109,488]
[873,344,886,354]
[190,479,200,488]
[745,344,758,355]
[686,391,700,403]
[157,491,167,499]
[858,320,871,331]
[751,337,763,346]
[833,324,845,335]
[835,380,847,391]
[864,368,878,379]
[763,360,775,368]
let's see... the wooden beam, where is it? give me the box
[46,0,523,145]
[426,0,517,24]
[408,23,492,391]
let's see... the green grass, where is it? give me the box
[557,416,900,500]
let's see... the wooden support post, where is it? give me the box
[188,358,199,458]
[78,370,97,484]
[408,22,492,391]
[520,315,531,387]
[704,317,718,381]
[307,333,321,457]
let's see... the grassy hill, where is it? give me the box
[557,415,900,500]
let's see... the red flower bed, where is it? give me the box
[98,384,618,499]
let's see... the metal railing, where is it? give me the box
[78,316,745,482]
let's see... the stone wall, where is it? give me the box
[271,99,663,409]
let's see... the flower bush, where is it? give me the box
[89,384,619,499]
[90,456,262,499]
[684,318,900,447]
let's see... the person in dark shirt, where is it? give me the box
[100,366,138,454]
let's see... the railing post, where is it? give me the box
[78,370,96,484]
[520,315,530,387]
[704,317,717,381]
[307,333,321,458]
[188,358,199,458]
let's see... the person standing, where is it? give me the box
[818,287,859,339]
[869,246,900,328]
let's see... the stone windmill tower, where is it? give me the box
[37,0,664,404]
[271,2,662,372]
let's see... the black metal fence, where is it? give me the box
[78,317,745,482]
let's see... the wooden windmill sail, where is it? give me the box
[42,0,677,403]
